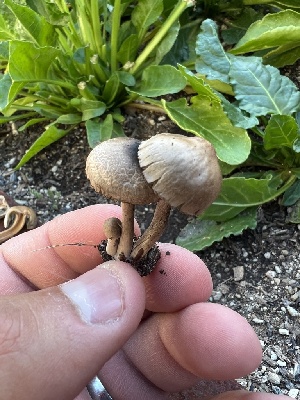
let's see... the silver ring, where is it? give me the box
[86,376,113,400]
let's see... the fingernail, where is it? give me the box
[60,265,124,324]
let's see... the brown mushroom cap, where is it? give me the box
[86,137,159,205]
[138,133,222,216]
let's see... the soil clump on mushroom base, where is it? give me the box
[0,109,300,398]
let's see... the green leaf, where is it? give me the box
[161,24,192,66]
[73,47,86,64]
[270,0,300,9]
[15,125,68,169]
[0,13,15,40]
[4,0,57,46]
[112,121,125,138]
[178,65,220,103]
[132,0,163,42]
[222,8,263,45]
[53,113,82,125]
[217,93,259,130]
[102,73,120,105]
[9,41,60,81]
[263,43,300,68]
[195,19,232,84]
[229,56,300,116]
[0,41,9,60]
[79,99,106,121]
[132,65,186,97]
[282,179,300,206]
[232,10,300,55]
[117,34,139,65]
[176,207,258,251]
[264,115,299,150]
[86,114,114,148]
[201,176,282,221]
[117,71,135,86]
[0,73,24,110]
[19,117,48,131]
[162,97,251,165]
[154,21,180,65]
[25,0,69,25]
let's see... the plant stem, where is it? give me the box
[0,112,38,122]
[90,0,103,54]
[251,126,265,139]
[55,0,69,13]
[124,103,167,114]
[76,0,96,51]
[27,79,76,91]
[243,0,272,4]
[130,0,194,75]
[110,0,122,73]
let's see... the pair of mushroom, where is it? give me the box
[0,195,37,243]
[86,133,222,273]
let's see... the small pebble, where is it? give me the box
[278,328,289,335]
[266,270,276,279]
[252,318,264,324]
[233,266,244,281]
[288,388,299,398]
[287,305,299,317]
[277,360,286,367]
[267,372,281,384]
[274,265,282,274]
[219,283,230,294]
[291,291,300,301]
[212,291,222,301]
[270,352,278,361]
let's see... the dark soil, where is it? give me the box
[0,109,300,399]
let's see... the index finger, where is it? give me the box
[0,205,129,288]
[0,205,212,312]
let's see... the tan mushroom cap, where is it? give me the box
[86,137,159,205]
[138,133,222,216]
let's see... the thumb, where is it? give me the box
[0,261,145,400]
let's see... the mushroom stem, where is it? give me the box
[130,199,171,263]
[115,202,135,260]
[103,217,122,257]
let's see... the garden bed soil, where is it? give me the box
[0,110,300,399]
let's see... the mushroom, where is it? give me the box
[130,133,222,261]
[86,133,222,271]
[0,195,9,219]
[86,137,159,260]
[103,217,122,257]
[0,203,37,244]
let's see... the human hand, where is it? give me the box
[0,205,289,400]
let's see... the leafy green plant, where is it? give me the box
[174,18,300,250]
[197,1,300,67]
[1,0,300,250]
[231,9,300,67]
[0,0,194,168]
